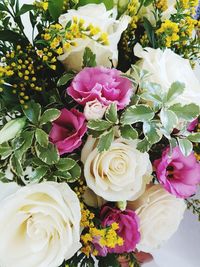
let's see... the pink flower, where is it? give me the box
[100,205,140,254]
[67,67,133,110]
[187,118,198,132]
[49,108,87,155]
[154,147,200,198]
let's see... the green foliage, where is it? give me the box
[83,47,97,67]
[16,4,35,16]
[177,138,193,157]
[78,0,114,10]
[186,198,200,221]
[48,0,64,20]
[120,125,138,140]
[105,103,118,123]
[23,101,41,124]
[87,119,113,131]
[40,109,60,125]
[57,73,75,87]
[97,128,114,152]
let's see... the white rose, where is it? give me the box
[0,182,81,267]
[58,4,130,71]
[81,136,152,201]
[134,44,200,106]
[128,184,186,252]
[139,0,176,26]
[84,99,107,120]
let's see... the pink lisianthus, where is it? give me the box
[154,147,200,198]
[100,205,140,254]
[187,118,198,132]
[67,67,133,110]
[49,108,87,155]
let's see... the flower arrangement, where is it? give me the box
[0,0,200,266]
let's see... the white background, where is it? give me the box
[18,1,200,266]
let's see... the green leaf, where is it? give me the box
[48,0,64,20]
[178,138,193,157]
[121,104,154,125]
[83,47,97,67]
[54,170,72,180]
[120,125,138,140]
[35,128,49,148]
[105,103,118,123]
[57,73,74,86]
[97,128,114,152]
[55,158,76,171]
[143,121,162,144]
[10,154,23,176]
[79,0,114,10]
[35,142,59,165]
[40,109,60,125]
[23,101,41,124]
[16,4,35,16]
[15,131,34,159]
[169,103,200,121]
[30,166,49,182]
[0,3,9,11]
[69,163,81,182]
[166,82,185,103]
[160,109,178,133]
[87,119,113,131]
[188,133,200,143]
[143,0,154,6]
[137,138,151,152]
[11,136,25,150]
[0,30,28,44]
[143,17,155,47]
[0,143,12,159]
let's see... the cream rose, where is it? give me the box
[84,99,107,120]
[128,184,186,252]
[58,4,130,71]
[81,136,152,201]
[0,182,81,267]
[134,44,200,106]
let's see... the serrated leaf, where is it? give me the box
[35,142,59,165]
[55,158,76,171]
[178,138,193,157]
[121,104,154,125]
[30,166,49,182]
[137,138,151,152]
[35,128,49,148]
[69,163,81,182]
[40,109,60,125]
[120,125,138,140]
[97,128,114,152]
[57,73,74,86]
[160,109,178,133]
[83,47,97,67]
[166,82,185,103]
[169,103,200,121]
[10,154,23,176]
[87,119,113,131]
[23,101,41,124]
[143,121,162,145]
[188,133,200,143]
[105,103,118,123]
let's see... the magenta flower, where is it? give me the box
[187,118,198,132]
[100,205,140,254]
[49,108,87,155]
[154,147,200,198]
[67,67,133,110]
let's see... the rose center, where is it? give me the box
[166,165,174,179]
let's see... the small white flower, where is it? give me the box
[81,136,152,201]
[0,182,81,267]
[84,99,107,120]
[58,4,130,71]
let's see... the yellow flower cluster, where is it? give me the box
[156,20,179,47]
[81,221,124,257]
[42,17,109,58]
[155,0,168,12]
[33,0,48,11]
[179,0,199,12]
[179,17,199,38]
[36,47,57,70]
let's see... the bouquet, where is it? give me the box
[0,0,200,266]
